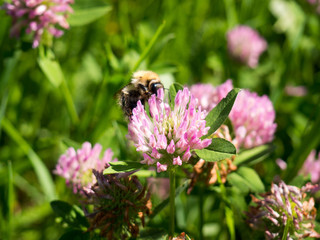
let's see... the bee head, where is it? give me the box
[131,71,163,96]
[149,81,164,95]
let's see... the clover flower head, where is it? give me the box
[1,0,74,48]
[229,89,277,149]
[189,80,233,112]
[85,170,152,240]
[300,150,320,183]
[189,80,277,149]
[54,142,117,194]
[227,25,267,68]
[247,180,320,239]
[285,85,307,97]
[127,88,212,172]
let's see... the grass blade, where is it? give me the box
[1,118,56,201]
[283,109,320,182]
[14,174,44,204]
[6,161,14,240]
[0,51,21,137]
[38,48,79,125]
[59,78,80,125]
[130,21,166,75]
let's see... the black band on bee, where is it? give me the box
[150,82,163,94]
[138,84,148,92]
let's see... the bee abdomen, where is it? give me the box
[121,90,144,117]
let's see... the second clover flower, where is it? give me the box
[1,0,74,48]
[127,88,212,172]
[54,142,117,194]
[190,80,277,149]
[247,180,320,239]
[227,25,267,68]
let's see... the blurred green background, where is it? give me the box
[0,0,320,239]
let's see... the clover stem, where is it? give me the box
[169,167,176,237]
[199,184,204,240]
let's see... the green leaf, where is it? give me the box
[227,173,250,194]
[195,138,236,163]
[103,161,143,174]
[237,167,265,193]
[169,83,184,108]
[133,170,156,178]
[68,6,112,26]
[38,55,64,87]
[50,200,89,229]
[227,167,265,193]
[203,89,240,138]
[59,230,90,240]
[234,144,275,166]
[206,138,236,154]
[194,149,235,162]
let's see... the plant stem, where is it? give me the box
[169,167,176,238]
[217,169,235,240]
[199,185,204,240]
[282,219,291,240]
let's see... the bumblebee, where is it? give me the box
[118,70,164,117]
